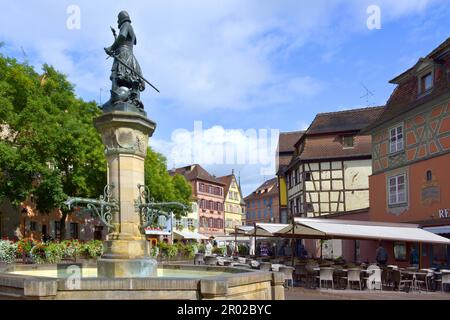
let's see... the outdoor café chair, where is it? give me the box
[204,256,218,266]
[305,263,319,288]
[392,269,413,292]
[317,267,334,290]
[341,268,362,290]
[294,264,307,286]
[194,253,205,265]
[381,267,393,288]
[415,271,433,292]
[441,270,450,292]
[364,265,382,290]
[279,266,295,289]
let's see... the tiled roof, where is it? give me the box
[278,131,304,153]
[306,106,385,135]
[299,134,372,161]
[363,37,450,133]
[389,37,450,84]
[244,177,278,201]
[170,164,225,185]
[277,131,305,174]
[218,174,234,197]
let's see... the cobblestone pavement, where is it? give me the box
[285,287,450,300]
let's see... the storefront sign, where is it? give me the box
[438,209,449,218]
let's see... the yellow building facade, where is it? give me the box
[219,173,245,235]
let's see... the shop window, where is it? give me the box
[393,242,407,261]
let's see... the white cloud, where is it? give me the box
[151,121,279,195]
[0,0,441,195]
[1,0,438,113]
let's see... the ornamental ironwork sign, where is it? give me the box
[64,184,118,230]
[135,184,188,232]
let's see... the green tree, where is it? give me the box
[0,54,106,239]
[144,147,192,218]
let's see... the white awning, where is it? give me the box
[233,225,255,235]
[145,229,171,236]
[213,235,252,241]
[423,225,450,235]
[275,218,450,244]
[173,230,209,240]
[233,223,290,237]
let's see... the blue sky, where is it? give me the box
[1,0,449,196]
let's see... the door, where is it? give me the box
[41,224,48,240]
[93,226,103,240]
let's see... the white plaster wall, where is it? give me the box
[345,190,370,211]
[343,159,372,189]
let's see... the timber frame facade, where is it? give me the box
[285,107,384,219]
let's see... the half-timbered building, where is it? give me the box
[363,37,450,268]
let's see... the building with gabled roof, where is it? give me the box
[218,171,246,235]
[170,164,226,236]
[244,177,280,225]
[282,106,384,259]
[276,131,305,223]
[285,106,384,220]
[361,37,450,268]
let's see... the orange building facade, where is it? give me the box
[364,38,450,268]
[0,199,107,241]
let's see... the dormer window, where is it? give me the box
[342,135,355,148]
[420,72,433,94]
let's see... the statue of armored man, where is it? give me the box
[102,11,158,115]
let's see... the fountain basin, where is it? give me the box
[0,263,285,300]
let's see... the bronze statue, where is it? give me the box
[103,11,159,115]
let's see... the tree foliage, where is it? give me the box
[144,147,192,218]
[0,54,106,214]
[0,52,192,233]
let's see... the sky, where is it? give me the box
[1,0,449,196]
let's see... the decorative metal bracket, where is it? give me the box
[136,184,188,230]
[64,184,118,230]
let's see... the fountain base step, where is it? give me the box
[97,258,157,278]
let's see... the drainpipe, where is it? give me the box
[419,242,422,269]
[234,225,238,256]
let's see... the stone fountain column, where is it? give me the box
[94,111,157,278]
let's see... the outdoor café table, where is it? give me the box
[387,265,399,270]
[401,270,427,291]
[222,260,232,266]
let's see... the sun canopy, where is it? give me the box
[275,218,450,244]
[173,230,209,240]
[423,225,450,235]
[233,223,290,237]
[144,229,171,236]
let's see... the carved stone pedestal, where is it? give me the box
[94,111,157,278]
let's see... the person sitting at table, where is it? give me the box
[431,257,442,271]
